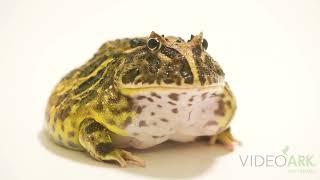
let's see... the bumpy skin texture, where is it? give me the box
[45,32,237,167]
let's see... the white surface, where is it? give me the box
[2,0,320,179]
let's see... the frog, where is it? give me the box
[45,31,237,167]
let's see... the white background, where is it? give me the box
[1,0,320,179]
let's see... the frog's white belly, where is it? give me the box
[116,86,228,149]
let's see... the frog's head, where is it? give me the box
[119,31,225,89]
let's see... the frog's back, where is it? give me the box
[45,38,142,149]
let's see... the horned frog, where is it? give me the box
[45,31,237,167]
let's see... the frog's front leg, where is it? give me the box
[209,128,240,150]
[79,118,145,167]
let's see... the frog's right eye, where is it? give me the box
[147,38,161,51]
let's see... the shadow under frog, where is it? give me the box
[38,130,230,179]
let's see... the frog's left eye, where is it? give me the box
[202,38,208,50]
[147,38,161,51]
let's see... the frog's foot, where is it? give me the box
[209,128,240,151]
[79,118,145,167]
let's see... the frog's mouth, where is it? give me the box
[119,82,226,95]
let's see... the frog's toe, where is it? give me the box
[94,149,145,167]
[209,127,240,151]
[118,149,146,167]
[88,149,127,167]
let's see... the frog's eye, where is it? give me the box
[147,38,161,51]
[202,38,208,50]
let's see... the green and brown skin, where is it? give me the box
[46,31,237,167]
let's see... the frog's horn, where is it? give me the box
[188,32,203,45]
[149,31,161,38]
[149,31,166,44]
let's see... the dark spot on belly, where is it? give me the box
[147,97,154,102]
[139,120,147,127]
[214,100,226,116]
[85,121,104,134]
[188,103,192,106]
[157,104,162,108]
[201,92,208,101]
[150,112,155,116]
[188,111,192,121]
[204,121,218,127]
[152,135,165,138]
[150,92,161,99]
[123,117,132,128]
[152,122,157,126]
[136,95,146,100]
[168,93,179,101]
[136,106,144,114]
[96,142,114,156]
[189,96,195,102]
[210,93,218,97]
[160,118,169,122]
[133,132,139,136]
[171,108,178,113]
[168,101,176,105]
